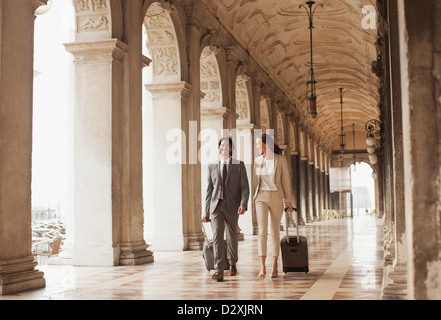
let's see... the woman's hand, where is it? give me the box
[285,202,294,212]
[237,205,246,215]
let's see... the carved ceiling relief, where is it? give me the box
[205,0,380,151]
[75,0,110,33]
[145,2,180,79]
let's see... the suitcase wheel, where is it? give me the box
[283,267,309,274]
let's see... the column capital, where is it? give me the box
[145,81,192,100]
[64,39,128,63]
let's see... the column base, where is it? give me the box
[0,257,45,295]
[382,264,408,300]
[119,241,154,265]
[382,283,407,300]
[187,232,204,250]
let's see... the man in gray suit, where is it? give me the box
[203,137,250,281]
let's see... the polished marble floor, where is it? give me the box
[0,215,384,301]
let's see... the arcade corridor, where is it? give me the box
[2,0,441,300]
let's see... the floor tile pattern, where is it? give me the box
[0,216,383,300]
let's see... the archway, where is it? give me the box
[351,161,376,216]
[330,159,375,218]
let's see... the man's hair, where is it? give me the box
[218,136,233,156]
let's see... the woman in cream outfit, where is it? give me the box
[253,134,293,278]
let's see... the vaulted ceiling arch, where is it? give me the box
[202,0,381,148]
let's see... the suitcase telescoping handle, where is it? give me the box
[284,207,300,245]
[200,219,212,247]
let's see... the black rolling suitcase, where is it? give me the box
[201,220,230,272]
[280,208,309,274]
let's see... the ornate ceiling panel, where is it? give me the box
[202,0,381,148]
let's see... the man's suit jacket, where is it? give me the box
[205,158,250,215]
[253,153,292,203]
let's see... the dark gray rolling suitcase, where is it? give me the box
[201,220,230,272]
[280,208,309,274]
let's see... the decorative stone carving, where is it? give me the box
[236,76,249,121]
[200,47,222,111]
[153,47,179,75]
[144,2,180,80]
[93,0,107,10]
[260,98,270,130]
[236,100,248,120]
[75,0,90,12]
[80,15,108,31]
[74,0,111,39]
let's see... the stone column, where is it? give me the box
[319,167,324,219]
[225,47,240,131]
[290,154,299,225]
[65,39,123,266]
[292,124,304,225]
[65,38,152,265]
[314,164,321,220]
[307,164,314,223]
[0,0,47,295]
[315,147,322,220]
[323,168,331,210]
[183,8,203,250]
[382,0,407,300]
[299,158,308,224]
[118,0,153,266]
[301,133,312,223]
[145,82,191,251]
[376,160,385,219]
[307,140,317,222]
[249,75,262,235]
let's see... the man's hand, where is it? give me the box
[203,213,210,222]
[237,205,246,215]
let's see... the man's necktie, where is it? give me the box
[221,163,227,200]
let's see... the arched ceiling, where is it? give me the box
[202,0,381,149]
